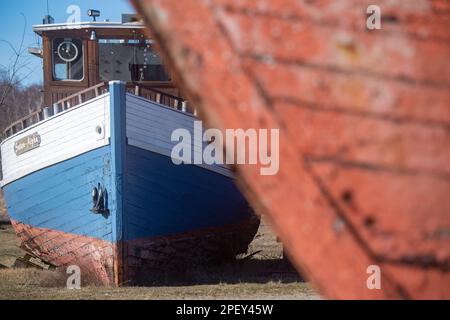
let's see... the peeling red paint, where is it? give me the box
[130,0,450,299]
[11,217,259,286]
[11,219,115,285]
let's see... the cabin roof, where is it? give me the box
[33,21,145,34]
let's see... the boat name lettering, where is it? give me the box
[14,133,41,155]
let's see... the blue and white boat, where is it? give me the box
[0,15,258,285]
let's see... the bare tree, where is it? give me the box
[0,13,42,139]
[0,14,33,106]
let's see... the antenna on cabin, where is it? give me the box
[87,9,101,22]
[43,0,54,24]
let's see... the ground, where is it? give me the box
[0,216,319,300]
[0,192,7,222]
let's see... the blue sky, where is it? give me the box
[0,0,134,85]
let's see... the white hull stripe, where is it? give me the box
[125,94,233,178]
[1,92,233,187]
[1,94,111,187]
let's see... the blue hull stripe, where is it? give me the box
[2,82,252,245]
[3,144,252,243]
[124,145,251,240]
[3,146,115,242]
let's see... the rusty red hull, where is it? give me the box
[11,219,116,285]
[11,218,259,285]
[131,0,450,298]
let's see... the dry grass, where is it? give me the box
[0,218,320,300]
[0,191,8,222]
[0,268,316,300]
[0,224,21,268]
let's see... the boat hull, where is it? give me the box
[130,0,450,298]
[10,216,258,286]
[10,219,115,285]
[1,81,258,285]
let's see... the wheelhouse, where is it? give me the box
[3,15,189,138]
[32,17,180,107]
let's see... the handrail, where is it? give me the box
[53,82,108,111]
[133,85,183,103]
[3,81,190,139]
[127,82,188,111]
[3,82,108,138]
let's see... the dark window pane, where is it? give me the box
[99,39,170,82]
[52,38,84,80]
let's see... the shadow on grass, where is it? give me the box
[131,257,303,287]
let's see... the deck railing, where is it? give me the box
[2,82,191,139]
[52,82,109,113]
[128,83,189,111]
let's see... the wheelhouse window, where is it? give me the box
[52,38,84,81]
[99,39,171,82]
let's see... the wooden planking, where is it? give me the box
[11,219,115,285]
[126,94,232,178]
[273,102,450,177]
[214,0,450,40]
[310,161,450,263]
[3,146,114,242]
[245,58,450,125]
[218,8,450,85]
[1,94,111,186]
[124,145,251,240]
[131,0,450,298]
[8,148,108,206]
